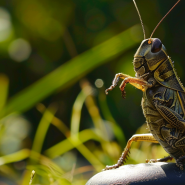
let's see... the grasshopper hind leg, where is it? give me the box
[103,148,130,171]
[176,156,185,170]
[103,133,158,171]
[146,156,173,163]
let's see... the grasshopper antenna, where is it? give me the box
[133,0,146,40]
[149,0,181,43]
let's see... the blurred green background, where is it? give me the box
[0,0,184,184]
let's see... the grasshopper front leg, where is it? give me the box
[105,73,131,95]
[119,77,153,92]
[105,73,153,97]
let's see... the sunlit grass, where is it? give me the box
[0,78,169,184]
[0,24,169,185]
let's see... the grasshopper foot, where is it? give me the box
[103,164,120,171]
[176,156,185,170]
[103,149,130,171]
[176,160,184,170]
[105,85,117,95]
[146,159,158,163]
[121,90,126,99]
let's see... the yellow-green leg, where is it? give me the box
[103,133,158,170]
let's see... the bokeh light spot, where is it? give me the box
[95,79,104,88]
[0,115,30,155]
[8,38,32,62]
[0,7,12,42]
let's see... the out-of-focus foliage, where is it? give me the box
[0,0,184,184]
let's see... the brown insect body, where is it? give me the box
[104,0,185,170]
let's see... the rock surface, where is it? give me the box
[86,162,185,185]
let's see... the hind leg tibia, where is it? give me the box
[146,156,173,163]
[103,133,158,171]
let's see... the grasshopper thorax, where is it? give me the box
[132,0,181,79]
[133,38,168,78]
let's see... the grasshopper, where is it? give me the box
[104,0,185,170]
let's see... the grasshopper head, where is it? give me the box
[133,38,168,78]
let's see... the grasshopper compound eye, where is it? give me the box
[151,38,162,53]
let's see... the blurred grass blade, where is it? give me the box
[45,129,105,171]
[45,129,101,158]
[71,90,89,136]
[85,93,108,139]
[29,170,35,185]
[38,100,105,171]
[37,103,70,137]
[22,151,66,185]
[31,106,56,154]
[22,107,57,185]
[0,24,142,118]
[99,89,126,146]
[0,74,9,111]
[0,149,30,165]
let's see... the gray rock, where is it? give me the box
[86,162,185,185]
